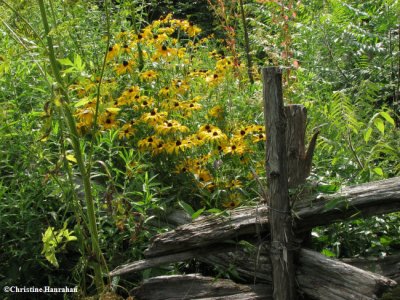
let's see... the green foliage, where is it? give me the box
[42,223,77,268]
[0,0,399,298]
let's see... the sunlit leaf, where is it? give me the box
[373,118,385,134]
[379,112,395,126]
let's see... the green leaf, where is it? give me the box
[178,201,195,216]
[74,97,92,107]
[373,118,385,134]
[379,112,395,126]
[57,58,74,66]
[321,248,336,258]
[207,208,221,214]
[373,167,384,176]
[317,183,340,193]
[364,127,372,143]
[192,207,205,220]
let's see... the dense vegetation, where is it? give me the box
[0,0,399,298]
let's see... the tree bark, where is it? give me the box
[263,67,297,299]
[115,246,397,299]
[130,274,272,300]
[285,105,319,188]
[142,177,400,258]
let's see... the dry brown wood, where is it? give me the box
[341,253,400,283]
[115,245,397,299]
[143,177,400,258]
[263,67,296,299]
[297,248,397,299]
[144,206,269,258]
[109,244,228,277]
[294,176,400,231]
[204,247,397,299]
[285,105,319,188]
[130,274,272,300]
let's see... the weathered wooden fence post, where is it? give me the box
[263,67,297,299]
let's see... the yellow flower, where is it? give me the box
[120,43,131,54]
[187,133,206,147]
[115,60,134,75]
[187,24,202,37]
[106,44,120,61]
[208,105,224,119]
[118,123,136,139]
[194,169,213,183]
[140,70,158,81]
[199,126,228,145]
[141,108,167,125]
[159,86,174,98]
[222,193,242,209]
[138,135,163,151]
[252,133,266,143]
[99,111,118,130]
[223,138,247,155]
[222,199,240,209]
[155,120,189,135]
[155,44,174,58]
[75,108,94,126]
[233,127,250,139]
[171,79,189,95]
[135,96,154,110]
[206,72,223,85]
[183,100,202,112]
[164,139,191,154]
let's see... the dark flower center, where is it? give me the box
[123,61,129,67]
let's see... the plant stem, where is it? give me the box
[238,0,254,84]
[37,0,105,293]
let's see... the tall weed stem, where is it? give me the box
[37,0,105,293]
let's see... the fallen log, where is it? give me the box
[295,176,400,231]
[144,177,400,257]
[297,248,397,299]
[144,206,268,258]
[115,245,397,299]
[341,253,400,283]
[130,274,272,300]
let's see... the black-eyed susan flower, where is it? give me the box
[206,72,223,85]
[199,126,228,145]
[187,133,206,147]
[156,43,174,58]
[115,60,134,75]
[233,127,250,139]
[118,123,136,139]
[159,86,173,98]
[222,199,241,209]
[223,138,247,155]
[252,133,266,143]
[75,108,94,126]
[136,96,154,110]
[106,44,120,61]
[99,111,118,130]
[120,43,131,54]
[194,169,213,183]
[187,24,202,37]
[140,70,158,81]
[138,135,163,151]
[171,79,189,95]
[140,108,167,125]
[208,105,225,119]
[155,120,189,135]
[165,138,191,154]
